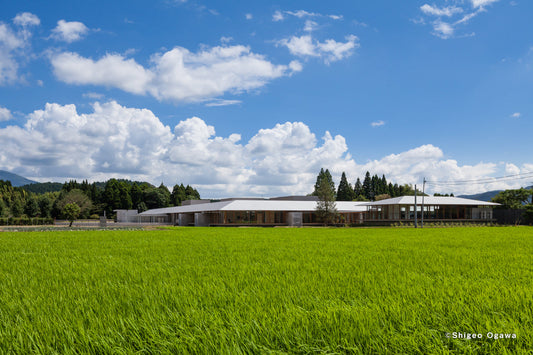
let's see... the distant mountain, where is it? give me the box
[459,185,533,202]
[459,190,502,202]
[0,170,37,187]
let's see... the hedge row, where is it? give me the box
[0,217,54,226]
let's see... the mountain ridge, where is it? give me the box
[0,170,37,187]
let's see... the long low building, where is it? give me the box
[362,196,499,224]
[136,196,367,226]
[123,195,499,227]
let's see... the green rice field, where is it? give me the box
[0,227,531,354]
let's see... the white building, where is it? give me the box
[134,196,367,226]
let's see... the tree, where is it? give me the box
[353,178,362,198]
[130,183,143,209]
[375,194,391,201]
[157,183,171,207]
[11,196,23,217]
[24,196,40,217]
[337,172,354,201]
[492,188,532,209]
[56,189,92,219]
[171,184,187,206]
[312,168,335,197]
[143,188,169,209]
[362,171,373,201]
[315,173,338,225]
[523,204,533,225]
[63,203,81,227]
[38,194,53,218]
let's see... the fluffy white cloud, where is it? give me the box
[245,13,253,20]
[510,112,521,118]
[0,13,39,85]
[0,106,12,121]
[51,45,298,103]
[279,34,359,64]
[13,12,40,28]
[51,52,153,95]
[51,20,89,43]
[0,101,526,196]
[371,120,385,127]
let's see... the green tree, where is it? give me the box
[63,203,81,227]
[11,196,24,217]
[523,204,533,225]
[118,182,132,209]
[157,183,171,207]
[353,178,362,198]
[144,188,169,209]
[315,173,338,225]
[24,196,40,217]
[56,189,92,219]
[137,201,148,213]
[312,168,335,197]
[171,184,187,206]
[362,171,373,201]
[130,182,143,209]
[38,194,53,218]
[336,172,354,201]
[492,188,532,209]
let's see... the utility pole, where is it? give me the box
[414,184,417,228]
[421,177,426,228]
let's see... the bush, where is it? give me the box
[0,217,54,226]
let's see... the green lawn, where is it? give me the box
[0,227,531,354]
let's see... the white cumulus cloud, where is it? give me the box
[0,101,526,197]
[0,12,39,85]
[279,34,359,64]
[0,106,12,121]
[51,20,89,43]
[50,45,298,103]
[13,12,41,28]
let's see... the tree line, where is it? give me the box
[312,169,425,202]
[0,179,200,221]
[491,187,533,224]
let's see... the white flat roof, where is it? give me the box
[139,199,367,216]
[361,196,499,206]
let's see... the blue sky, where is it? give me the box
[0,0,532,196]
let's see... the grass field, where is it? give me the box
[0,227,531,354]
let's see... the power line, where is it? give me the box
[425,171,533,186]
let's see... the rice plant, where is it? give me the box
[0,227,531,353]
